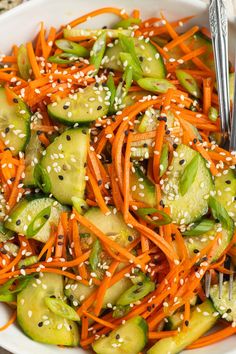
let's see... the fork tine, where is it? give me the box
[229,261,234,300]
[205,270,212,298]
[218,271,224,299]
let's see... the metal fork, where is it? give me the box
[204,0,235,300]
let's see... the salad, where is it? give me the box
[0,6,236,354]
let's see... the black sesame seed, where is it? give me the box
[166,129,170,135]
[193,249,199,254]
[58,175,64,180]
[185,320,189,326]
[36,130,42,136]
[147,306,152,312]
[5,127,10,134]
[139,56,144,62]
[124,130,129,137]
[10,177,15,182]
[66,135,71,141]
[98,180,103,186]
[38,322,43,327]
[13,98,18,103]
[58,242,64,246]
[159,200,165,207]
[116,334,120,340]
[84,162,87,168]
[137,282,143,286]
[234,196,236,201]
[225,180,231,184]
[193,138,197,144]
[0,249,7,255]
[226,308,232,313]
[16,219,21,225]
[58,234,64,239]
[63,104,69,110]
[69,295,74,300]
[4,147,10,151]
[69,325,72,330]
[102,26,107,29]
[95,82,99,88]
[143,143,148,148]
[179,159,185,165]
[128,235,133,242]
[43,214,50,220]
[173,143,178,149]
[215,218,220,223]
[97,105,102,111]
[102,82,106,87]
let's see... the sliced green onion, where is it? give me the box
[26,206,51,237]
[107,73,116,114]
[17,44,31,80]
[114,18,141,29]
[183,219,215,236]
[209,196,233,231]
[176,70,202,98]
[136,207,172,226]
[0,275,33,295]
[45,297,80,322]
[34,164,52,193]
[0,222,14,242]
[116,281,155,306]
[90,32,107,74]
[120,52,143,81]
[113,305,130,318]
[89,239,102,272]
[179,154,199,196]
[160,143,169,177]
[0,293,16,302]
[137,77,176,93]
[72,196,88,215]
[18,256,38,269]
[55,39,89,57]
[208,106,218,122]
[123,66,133,93]
[48,52,79,64]
[119,34,142,71]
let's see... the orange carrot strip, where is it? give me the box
[164,26,199,51]
[26,42,41,79]
[0,310,17,332]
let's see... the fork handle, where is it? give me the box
[209,0,231,141]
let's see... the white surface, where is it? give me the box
[0,0,236,353]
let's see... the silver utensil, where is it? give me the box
[209,0,231,144]
[205,0,234,301]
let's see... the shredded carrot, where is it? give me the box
[26,42,41,79]
[0,310,17,332]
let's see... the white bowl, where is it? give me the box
[0,0,236,353]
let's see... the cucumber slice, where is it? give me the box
[0,87,31,156]
[4,196,66,243]
[47,84,109,125]
[65,277,132,308]
[147,300,218,354]
[38,128,88,205]
[24,131,44,187]
[130,165,156,207]
[92,316,148,354]
[131,109,174,160]
[64,28,131,39]
[162,144,214,224]
[17,44,31,80]
[184,222,233,262]
[165,311,183,330]
[169,32,214,71]
[215,170,236,223]
[103,38,166,78]
[17,273,79,346]
[210,281,236,322]
[81,207,138,247]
